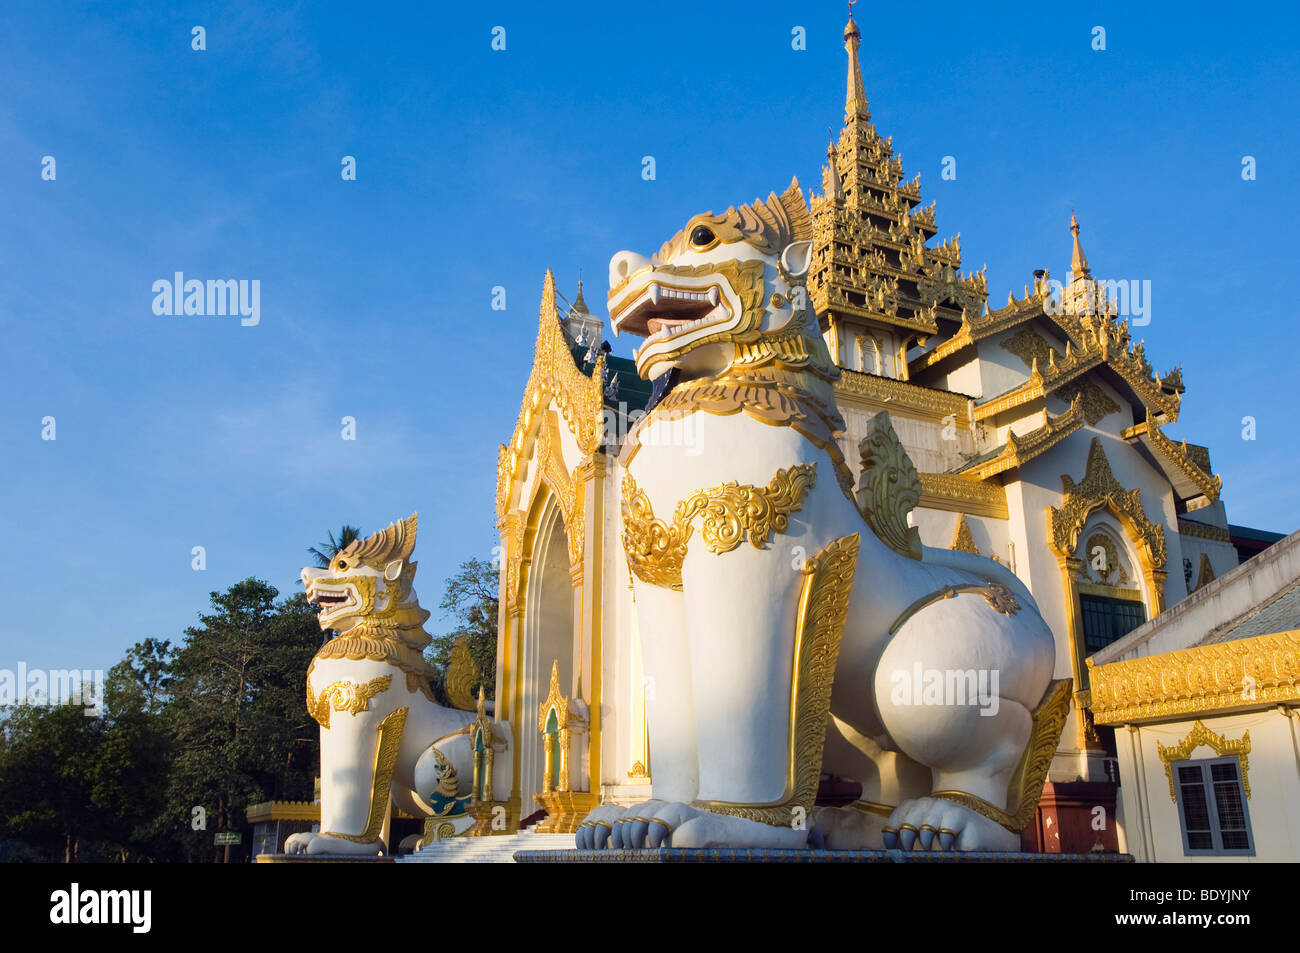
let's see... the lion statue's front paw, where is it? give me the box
[578,800,813,851]
[283,831,382,856]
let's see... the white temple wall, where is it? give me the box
[1115,710,1299,863]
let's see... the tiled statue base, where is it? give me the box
[513,848,1135,863]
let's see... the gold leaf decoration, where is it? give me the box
[622,464,817,590]
[308,675,393,730]
[444,637,480,712]
[856,411,923,560]
[951,514,979,554]
[1048,437,1166,570]
[1157,721,1250,803]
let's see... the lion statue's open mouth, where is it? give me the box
[608,267,730,342]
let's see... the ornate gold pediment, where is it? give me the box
[496,271,604,522]
[1048,437,1166,571]
[1156,721,1251,803]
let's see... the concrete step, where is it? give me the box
[398,829,577,863]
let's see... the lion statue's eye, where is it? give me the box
[337,560,347,570]
[689,225,716,248]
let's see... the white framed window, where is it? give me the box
[1173,756,1254,856]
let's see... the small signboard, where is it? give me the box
[214,832,242,845]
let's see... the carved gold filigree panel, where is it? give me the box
[1157,721,1251,803]
[622,463,817,590]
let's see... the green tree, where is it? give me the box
[164,579,321,862]
[307,525,362,568]
[425,557,499,703]
[0,702,106,861]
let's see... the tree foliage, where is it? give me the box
[0,547,495,861]
[425,557,499,703]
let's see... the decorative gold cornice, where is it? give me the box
[961,397,1085,481]
[834,368,969,423]
[1088,630,1300,725]
[1178,519,1231,543]
[497,271,605,521]
[1156,721,1251,803]
[622,464,817,590]
[917,472,1009,520]
[1048,437,1167,570]
[697,533,859,826]
[1124,413,1222,503]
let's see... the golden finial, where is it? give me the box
[1070,210,1091,279]
[844,0,868,120]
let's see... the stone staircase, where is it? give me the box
[397,827,576,864]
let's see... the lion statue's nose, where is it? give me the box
[609,249,651,288]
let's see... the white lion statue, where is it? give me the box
[577,181,1066,852]
[285,514,511,855]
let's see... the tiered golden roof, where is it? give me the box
[807,11,980,344]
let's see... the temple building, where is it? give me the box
[491,13,1292,853]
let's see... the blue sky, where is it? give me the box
[2,0,1297,675]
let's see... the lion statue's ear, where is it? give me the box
[384,559,404,581]
[780,240,814,284]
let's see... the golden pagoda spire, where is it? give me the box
[1070,212,1091,279]
[844,2,870,122]
[572,279,589,314]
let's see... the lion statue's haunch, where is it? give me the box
[578,180,1067,852]
[285,515,511,856]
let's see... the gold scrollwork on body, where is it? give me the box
[308,675,393,730]
[887,582,1021,636]
[697,533,860,826]
[622,463,817,590]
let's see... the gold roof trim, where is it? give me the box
[1178,519,1231,543]
[917,472,1009,520]
[496,271,605,521]
[1123,413,1222,504]
[1087,630,1300,725]
[834,368,970,423]
[961,397,1086,481]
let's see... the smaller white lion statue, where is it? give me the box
[285,514,511,855]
